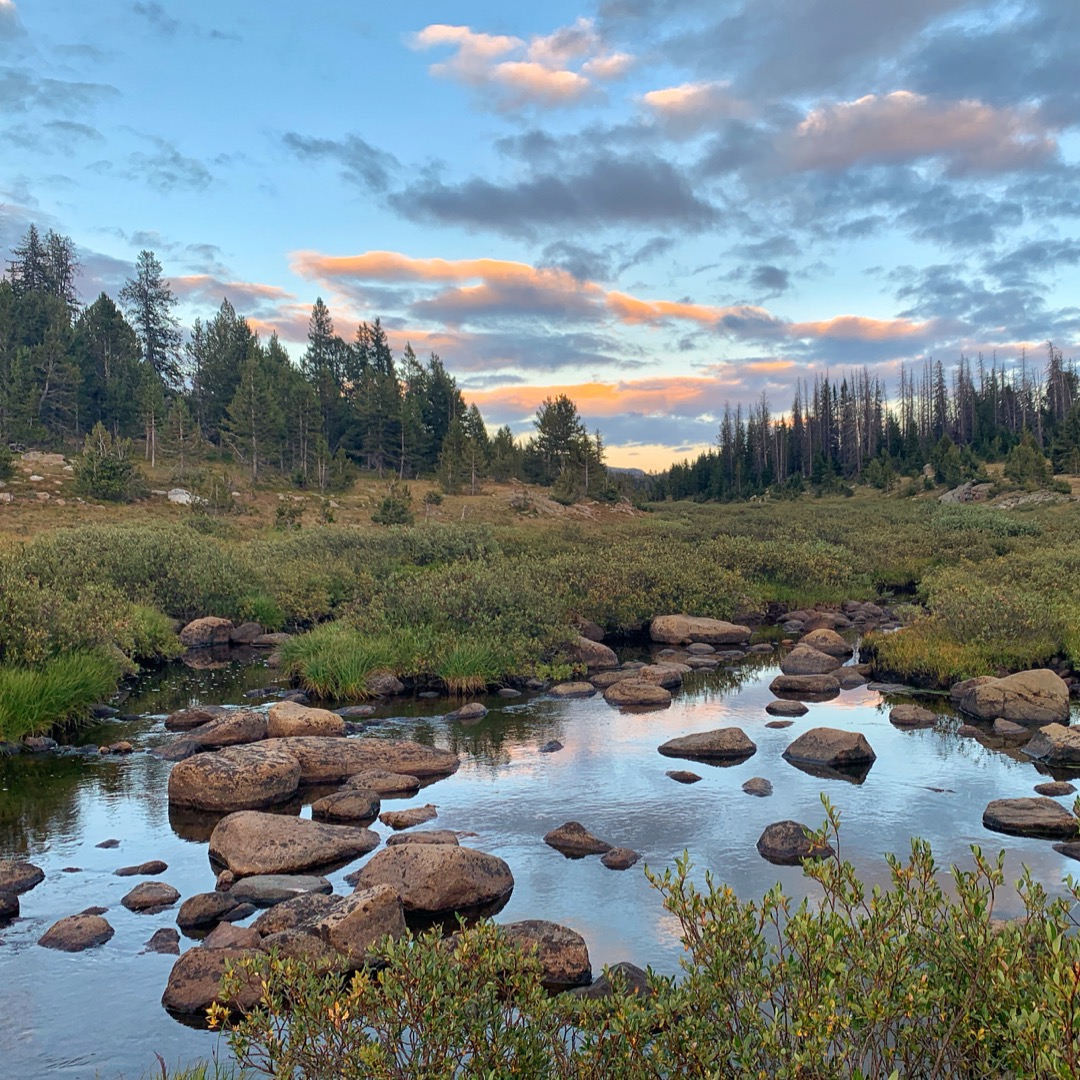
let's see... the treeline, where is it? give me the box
[0,225,617,500]
[658,350,1080,501]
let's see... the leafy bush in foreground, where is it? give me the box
[199,799,1080,1080]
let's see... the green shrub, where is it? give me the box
[238,592,286,632]
[371,484,414,526]
[0,445,13,482]
[125,605,184,663]
[72,422,142,502]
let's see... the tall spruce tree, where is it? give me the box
[119,250,183,390]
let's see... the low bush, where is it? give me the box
[194,798,1080,1080]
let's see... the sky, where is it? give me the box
[3,0,1080,469]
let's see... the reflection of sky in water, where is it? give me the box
[1,656,1078,1077]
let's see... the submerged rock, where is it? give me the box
[0,891,18,923]
[209,811,379,877]
[115,860,169,877]
[544,821,611,857]
[658,728,756,763]
[445,702,488,723]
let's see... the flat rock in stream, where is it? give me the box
[343,770,421,798]
[228,874,334,907]
[266,701,345,739]
[121,882,181,913]
[167,744,301,812]
[379,804,437,830]
[259,737,459,783]
[982,798,1079,839]
[658,728,756,763]
[311,789,381,824]
[602,680,672,707]
[209,811,379,877]
[544,821,611,857]
[115,860,169,877]
[38,914,115,952]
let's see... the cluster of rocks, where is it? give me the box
[780,602,901,639]
[543,822,640,870]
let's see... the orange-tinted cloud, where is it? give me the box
[641,80,752,134]
[784,91,1057,174]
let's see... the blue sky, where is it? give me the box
[3,0,1079,468]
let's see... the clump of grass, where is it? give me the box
[278,623,395,700]
[433,638,507,695]
[126,604,184,663]
[238,590,286,632]
[0,652,122,741]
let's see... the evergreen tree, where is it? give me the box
[162,397,199,479]
[119,250,183,390]
[72,294,142,436]
[225,345,284,481]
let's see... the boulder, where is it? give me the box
[950,675,996,706]
[765,699,808,718]
[228,874,334,906]
[742,777,773,797]
[601,848,640,870]
[260,737,459,783]
[161,947,263,1017]
[229,622,264,645]
[445,702,488,722]
[686,643,716,655]
[757,821,835,866]
[167,744,301,812]
[780,645,842,676]
[783,728,876,770]
[115,860,169,877]
[312,789,380,824]
[800,628,853,658]
[570,962,650,1001]
[266,701,345,739]
[353,845,514,916]
[658,728,756,763]
[889,705,937,728]
[993,718,1031,743]
[385,830,460,846]
[649,616,751,646]
[203,923,264,950]
[344,770,421,798]
[573,636,618,669]
[252,632,291,648]
[1036,781,1077,797]
[367,672,405,697]
[145,928,181,955]
[0,859,44,894]
[591,670,635,689]
[769,674,841,700]
[313,884,406,965]
[121,882,181,913]
[538,741,564,753]
[603,680,672,707]
[1024,724,1080,766]
[502,920,591,991]
[666,770,701,784]
[178,617,234,649]
[573,617,605,643]
[548,682,596,698]
[261,929,341,966]
[252,892,342,935]
[185,710,269,748]
[379,804,437,830]
[982,798,1078,839]
[0,891,18,922]
[177,892,244,932]
[639,663,690,688]
[544,821,611,857]
[838,671,868,690]
[209,811,379,877]
[956,669,1070,725]
[38,914,115,952]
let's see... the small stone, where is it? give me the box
[115,860,169,877]
[544,821,611,857]
[216,870,236,892]
[144,928,180,955]
[890,705,938,728]
[335,705,376,718]
[742,777,773,797]
[765,700,808,717]
[445,702,488,723]
[96,839,121,849]
[379,804,437,830]
[497,688,522,698]
[757,821,834,866]
[539,741,563,753]
[384,830,460,846]
[601,848,640,870]
[23,736,58,752]
[765,720,795,729]
[122,882,181,913]
[666,770,701,784]
[1035,781,1077,797]
[38,914,115,952]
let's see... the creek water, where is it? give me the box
[1,650,1078,1079]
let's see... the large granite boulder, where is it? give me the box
[780,645,842,676]
[502,920,592,991]
[1025,724,1080,766]
[161,947,263,1018]
[956,669,1070,726]
[178,617,234,648]
[982,798,1078,839]
[259,737,459,783]
[352,845,514,917]
[184,710,268,748]
[266,701,345,739]
[573,636,618,669]
[167,744,301,812]
[209,811,379,877]
[658,728,757,763]
[649,615,751,646]
[313,884,406,965]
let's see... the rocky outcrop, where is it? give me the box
[573,636,618,669]
[780,645,842,676]
[353,845,514,916]
[38,914,115,952]
[167,744,301,812]
[313,884,406,965]
[982,798,1078,839]
[757,821,835,865]
[1023,724,1080,766]
[266,701,345,739]
[955,669,1070,726]
[603,680,672,707]
[161,947,263,1018]
[178,617,234,648]
[658,728,757,763]
[544,821,611,857]
[209,811,379,877]
[259,737,459,783]
[649,615,752,646]
[502,920,592,991]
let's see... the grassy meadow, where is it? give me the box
[1,449,1079,738]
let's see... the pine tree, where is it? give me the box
[119,250,183,389]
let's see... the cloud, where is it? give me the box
[748,264,790,295]
[171,274,296,316]
[782,91,1058,175]
[3,119,103,154]
[126,135,212,191]
[408,18,632,110]
[0,0,22,39]
[642,80,753,135]
[390,154,720,237]
[0,67,119,115]
[282,132,398,193]
[132,1,178,35]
